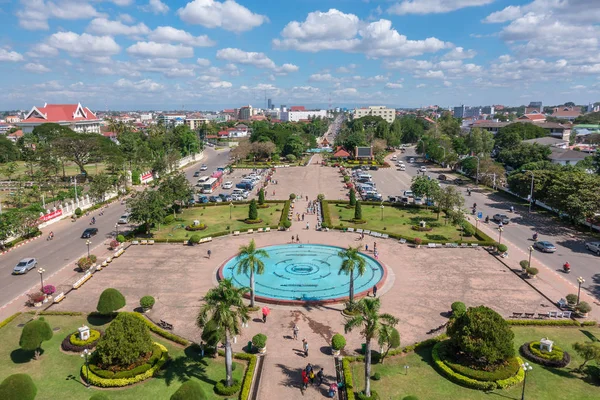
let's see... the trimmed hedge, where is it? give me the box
[507,319,582,327]
[356,390,379,400]
[70,329,102,346]
[321,199,333,228]
[432,341,524,390]
[519,342,571,368]
[125,312,190,346]
[342,358,355,400]
[81,343,168,387]
[0,312,21,330]
[237,353,257,400]
[171,380,206,400]
[214,379,241,396]
[279,200,292,227]
[62,330,103,352]
[38,311,83,316]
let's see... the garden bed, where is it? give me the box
[519,341,570,368]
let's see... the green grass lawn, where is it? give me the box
[329,202,478,243]
[0,161,109,180]
[350,326,600,399]
[150,202,285,241]
[0,313,244,400]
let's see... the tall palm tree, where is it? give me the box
[235,239,269,307]
[338,246,367,305]
[344,298,399,397]
[196,279,250,387]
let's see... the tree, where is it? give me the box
[19,317,53,359]
[410,176,440,208]
[378,325,400,364]
[248,199,258,220]
[593,150,600,174]
[171,380,206,400]
[89,173,115,202]
[197,279,249,388]
[572,342,600,371]
[258,188,265,205]
[127,189,167,234]
[158,172,193,212]
[545,171,600,224]
[497,143,552,170]
[354,200,363,221]
[344,298,399,397]
[96,288,126,315]
[349,188,356,206]
[466,128,494,156]
[235,239,269,308]
[447,305,514,365]
[433,186,464,221]
[338,246,367,305]
[52,132,106,176]
[1,161,19,181]
[95,313,153,367]
[0,374,37,400]
[495,122,547,150]
[0,137,20,163]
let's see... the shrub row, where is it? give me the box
[342,358,355,400]
[345,335,448,363]
[236,353,257,400]
[37,311,83,316]
[125,312,190,346]
[431,342,524,390]
[279,200,291,227]
[321,200,333,229]
[81,343,168,387]
[0,313,21,330]
[214,379,241,396]
[519,342,571,368]
[507,319,594,327]
[89,344,163,379]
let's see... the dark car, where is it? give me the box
[209,196,219,202]
[193,171,200,177]
[492,214,510,224]
[369,165,379,171]
[438,174,447,181]
[534,241,557,253]
[352,166,362,170]
[218,193,228,200]
[453,178,465,185]
[198,195,209,203]
[188,197,196,205]
[81,228,98,238]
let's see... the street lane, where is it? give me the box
[0,147,229,308]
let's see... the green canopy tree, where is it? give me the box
[338,246,367,305]
[0,374,37,400]
[410,176,440,208]
[89,173,115,202]
[127,189,167,234]
[349,188,356,206]
[258,188,265,205]
[52,132,107,176]
[197,279,249,388]
[344,298,399,397]
[235,239,269,307]
[95,313,153,367]
[354,200,363,221]
[96,288,126,315]
[378,325,400,364]
[19,317,53,359]
[572,342,600,371]
[248,199,258,220]
[158,172,193,214]
[432,186,464,221]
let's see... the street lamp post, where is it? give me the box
[521,362,532,400]
[380,203,384,221]
[498,226,504,244]
[115,224,119,237]
[528,246,533,269]
[577,276,585,305]
[229,202,233,220]
[37,267,45,291]
[523,170,535,213]
[475,217,480,234]
[85,240,91,258]
[81,349,90,388]
[404,365,410,375]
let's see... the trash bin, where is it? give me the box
[247,341,253,353]
[361,344,366,354]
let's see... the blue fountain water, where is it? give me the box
[221,244,384,302]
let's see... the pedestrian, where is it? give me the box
[306,195,308,201]
[273,190,275,196]
[301,370,308,390]
[317,368,324,385]
[309,368,315,384]
[374,250,379,260]
[302,213,305,221]
[303,338,309,357]
[292,235,295,243]
[306,222,310,230]
[306,363,313,375]
[296,234,299,243]
[293,324,299,340]
[262,311,267,323]
[207,249,212,259]
[372,285,378,297]
[200,341,205,358]
[365,244,369,252]
[374,242,377,252]
[361,232,364,240]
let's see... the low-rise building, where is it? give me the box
[157,114,186,126]
[551,106,582,121]
[280,109,328,122]
[5,115,21,123]
[354,106,395,123]
[522,137,569,149]
[18,103,101,134]
[473,121,572,141]
[185,117,209,130]
[549,148,589,165]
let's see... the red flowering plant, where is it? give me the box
[42,285,56,295]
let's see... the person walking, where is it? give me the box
[301,370,308,390]
[372,285,378,297]
[293,324,299,340]
[306,222,310,230]
[296,234,299,243]
[373,242,377,252]
[207,249,212,259]
[365,244,369,252]
[302,339,309,357]
[302,213,305,221]
[309,368,315,385]
[292,235,295,243]
[317,368,324,385]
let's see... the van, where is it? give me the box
[404,190,414,198]
[357,174,372,180]
[391,155,397,161]
[232,188,245,195]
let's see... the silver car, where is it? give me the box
[13,258,38,275]
[585,242,600,256]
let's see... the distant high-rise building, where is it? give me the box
[267,98,272,110]
[353,106,396,123]
[453,105,482,119]
[481,106,495,115]
[238,105,253,120]
[525,101,543,114]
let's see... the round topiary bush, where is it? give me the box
[75,208,83,217]
[116,234,125,243]
[566,294,578,305]
[356,390,380,400]
[252,333,267,349]
[497,244,508,253]
[185,224,207,231]
[282,219,292,229]
[95,313,153,368]
[332,333,346,351]
[451,302,466,317]
[96,288,126,315]
[289,193,296,200]
[0,374,37,400]
[189,234,201,244]
[519,260,529,270]
[140,296,155,310]
[576,301,592,315]
[164,215,175,224]
[371,372,381,380]
[170,380,207,400]
[214,379,241,396]
[526,267,539,277]
[19,317,53,356]
[90,393,111,400]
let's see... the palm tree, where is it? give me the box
[338,246,367,305]
[344,298,399,397]
[196,279,249,387]
[235,239,269,307]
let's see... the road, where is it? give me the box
[372,147,600,302]
[0,147,230,309]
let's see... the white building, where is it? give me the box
[280,109,328,122]
[139,113,153,122]
[18,103,101,134]
[157,114,186,126]
[353,106,396,123]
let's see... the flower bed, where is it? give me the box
[185,224,207,231]
[519,341,570,368]
[61,329,103,352]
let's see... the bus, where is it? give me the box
[202,178,219,193]
[195,176,210,187]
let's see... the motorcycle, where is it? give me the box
[563,262,571,273]
[533,233,538,241]
[485,216,489,224]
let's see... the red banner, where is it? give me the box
[39,209,63,222]
[141,172,153,182]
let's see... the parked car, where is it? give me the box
[534,241,557,253]
[198,195,209,203]
[188,197,196,205]
[231,194,244,201]
[209,196,219,202]
[413,197,424,205]
[352,166,362,170]
[13,258,38,275]
[369,165,379,171]
[492,214,510,224]
[404,190,414,198]
[419,166,427,173]
[200,164,208,171]
[236,182,254,190]
[224,195,233,202]
[438,174,447,181]
[222,181,233,189]
[391,155,397,161]
[409,157,415,163]
[453,178,465,185]
[118,214,129,224]
[398,165,406,171]
[387,196,398,203]
[400,196,409,204]
[81,227,98,238]
[585,241,600,256]
[218,193,228,200]
[193,171,200,177]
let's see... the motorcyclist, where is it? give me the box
[485,215,489,223]
[510,205,515,213]
[91,217,96,225]
[533,232,538,241]
[473,203,477,209]
[563,262,570,272]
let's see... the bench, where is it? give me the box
[363,230,371,235]
[524,313,535,319]
[399,238,407,244]
[148,240,154,245]
[511,312,523,318]
[265,227,271,232]
[460,243,468,247]
[257,228,264,233]
[347,227,355,233]
[356,229,363,233]
[562,311,572,318]
[247,229,254,234]
[381,234,389,239]
[54,292,65,303]
[233,231,240,236]
[470,243,478,247]
[549,311,558,318]
[132,240,139,245]
[158,320,173,330]
[428,243,437,248]
[141,240,148,245]
[537,312,550,319]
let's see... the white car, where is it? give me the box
[222,181,233,189]
[420,166,427,173]
[409,157,415,163]
[398,165,406,171]
[199,164,208,171]
[585,242,600,256]
[391,155,397,161]
[231,194,244,201]
[118,214,129,224]
[404,190,414,198]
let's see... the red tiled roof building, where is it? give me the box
[18,103,101,134]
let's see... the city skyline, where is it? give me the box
[0,0,599,110]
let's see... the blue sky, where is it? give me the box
[0,0,599,111]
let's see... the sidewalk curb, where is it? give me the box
[0,234,42,256]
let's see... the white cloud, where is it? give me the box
[336,66,351,73]
[177,0,268,33]
[383,59,433,70]
[108,0,134,5]
[442,47,477,60]
[196,58,211,66]
[16,0,104,31]
[333,87,358,96]
[443,80,453,87]
[385,82,404,89]
[389,0,494,15]
[216,48,298,74]
[209,81,233,88]
[273,9,450,57]
[46,32,121,57]
[148,26,215,47]
[422,70,445,79]
[118,13,135,23]
[416,83,426,88]
[144,0,170,15]
[0,48,24,62]
[127,42,194,58]
[163,67,196,78]
[308,73,336,82]
[27,43,59,58]
[276,63,299,74]
[571,85,586,89]
[87,18,150,36]
[24,63,50,73]
[483,5,522,23]
[115,78,164,92]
